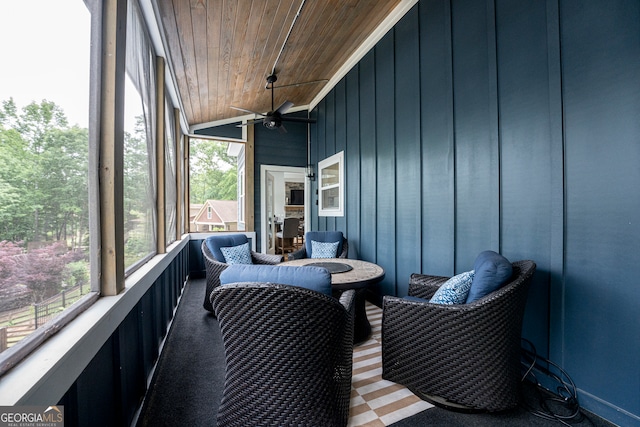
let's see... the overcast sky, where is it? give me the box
[0,1,91,128]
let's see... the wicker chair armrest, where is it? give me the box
[287,247,306,260]
[339,289,356,315]
[338,238,349,258]
[251,251,283,264]
[202,241,218,263]
[408,273,450,299]
[202,241,229,311]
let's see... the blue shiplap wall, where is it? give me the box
[309,0,640,425]
[560,0,640,419]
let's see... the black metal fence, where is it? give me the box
[34,284,88,328]
[0,284,90,351]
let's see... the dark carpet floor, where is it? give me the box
[136,278,225,426]
[136,278,616,427]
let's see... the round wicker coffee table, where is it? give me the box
[281,258,385,343]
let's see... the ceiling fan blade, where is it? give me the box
[280,116,317,124]
[278,124,288,134]
[274,100,294,115]
[230,105,264,116]
[235,119,262,127]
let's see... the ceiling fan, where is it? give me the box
[231,74,316,133]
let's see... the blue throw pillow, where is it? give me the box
[305,231,343,258]
[220,242,252,265]
[465,251,513,303]
[220,264,332,296]
[429,270,475,304]
[310,240,339,258]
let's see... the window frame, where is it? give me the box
[318,151,345,217]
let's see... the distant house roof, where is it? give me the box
[192,200,237,227]
[190,204,204,222]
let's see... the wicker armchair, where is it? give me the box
[201,237,282,312]
[381,260,536,412]
[211,283,355,427]
[288,231,349,260]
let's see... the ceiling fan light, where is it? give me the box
[264,118,279,129]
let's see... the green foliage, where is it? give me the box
[65,261,89,288]
[0,99,88,245]
[123,115,155,268]
[189,139,237,203]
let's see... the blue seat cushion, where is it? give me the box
[304,231,343,258]
[205,234,250,263]
[430,270,475,304]
[465,251,513,303]
[220,264,332,296]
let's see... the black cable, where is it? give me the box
[520,338,584,425]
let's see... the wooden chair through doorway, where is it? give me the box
[276,217,300,255]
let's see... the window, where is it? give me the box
[0,1,92,354]
[318,151,345,217]
[189,139,239,232]
[165,94,177,245]
[123,0,157,270]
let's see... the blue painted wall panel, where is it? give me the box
[324,91,336,231]
[394,7,422,296]
[60,250,189,426]
[560,0,640,419]
[374,32,396,297]
[419,0,455,277]
[358,54,377,264]
[345,69,361,259]
[495,0,554,358]
[314,99,327,231]
[308,0,640,423]
[119,307,145,426]
[193,122,243,140]
[335,80,348,234]
[451,0,500,271]
[140,287,159,380]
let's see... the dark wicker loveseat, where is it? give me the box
[201,236,282,311]
[381,260,536,412]
[211,280,355,427]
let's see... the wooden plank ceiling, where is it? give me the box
[155,0,404,128]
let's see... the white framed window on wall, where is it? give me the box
[318,151,344,217]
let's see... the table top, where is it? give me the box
[281,258,385,290]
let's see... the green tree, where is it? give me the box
[39,126,89,246]
[189,139,237,203]
[0,115,34,241]
[0,98,18,128]
[0,99,89,245]
[17,99,68,153]
[123,115,154,266]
